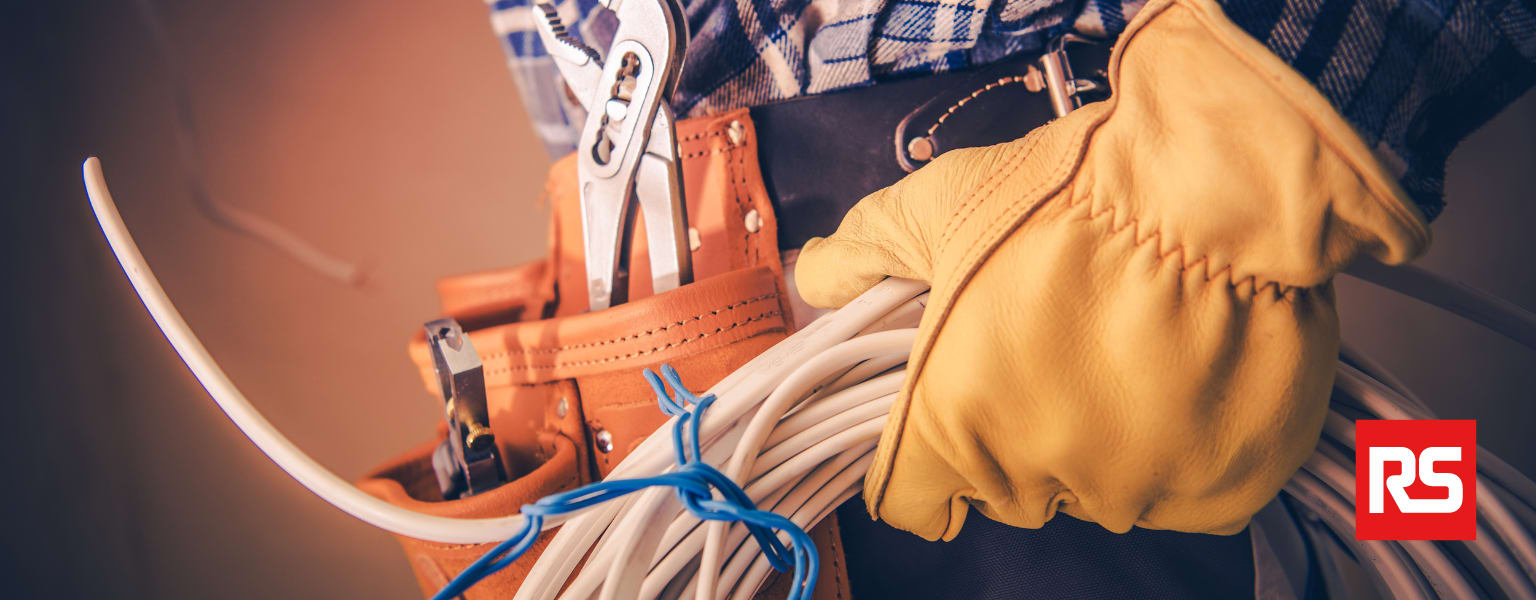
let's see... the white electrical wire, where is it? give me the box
[85,155,929,552]
[1334,363,1536,585]
[1321,413,1536,600]
[575,416,889,600]
[1283,468,1434,599]
[516,304,925,600]
[1345,259,1536,352]
[556,378,902,599]
[726,466,870,599]
[694,331,918,600]
[84,158,532,544]
[1305,442,1481,599]
[88,155,1536,599]
[1328,371,1536,599]
[639,444,878,599]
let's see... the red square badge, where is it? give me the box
[1354,420,1476,541]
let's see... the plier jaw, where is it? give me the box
[534,0,692,311]
[425,318,506,499]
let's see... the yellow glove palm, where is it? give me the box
[796,0,1430,540]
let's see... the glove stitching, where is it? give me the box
[935,135,1045,250]
[870,114,1105,515]
[1075,198,1300,299]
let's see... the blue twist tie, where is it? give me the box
[432,364,819,600]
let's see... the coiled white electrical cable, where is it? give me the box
[86,155,1536,599]
[1336,364,1536,584]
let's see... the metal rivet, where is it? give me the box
[906,136,934,162]
[595,429,614,453]
[689,227,701,251]
[605,98,630,121]
[744,209,761,234]
[556,397,568,418]
[727,120,745,146]
[1023,65,1046,93]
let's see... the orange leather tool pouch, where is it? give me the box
[358,109,852,599]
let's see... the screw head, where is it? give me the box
[744,209,761,234]
[464,423,495,451]
[595,429,614,453]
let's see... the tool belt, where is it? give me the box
[358,109,854,599]
[359,41,1112,598]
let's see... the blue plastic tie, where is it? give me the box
[432,364,819,600]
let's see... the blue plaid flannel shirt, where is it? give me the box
[486,0,1535,219]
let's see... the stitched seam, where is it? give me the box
[871,95,1110,514]
[936,135,1045,249]
[873,142,1077,511]
[1073,194,1301,297]
[592,397,672,410]
[925,76,1036,138]
[730,141,753,217]
[682,146,733,159]
[482,309,782,373]
[827,519,846,600]
[476,293,777,359]
[731,137,758,267]
[679,128,727,142]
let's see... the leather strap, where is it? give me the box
[362,109,852,600]
[752,43,1111,250]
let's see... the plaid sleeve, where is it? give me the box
[483,0,1536,220]
[1244,0,1536,221]
[1075,0,1536,220]
[483,0,599,157]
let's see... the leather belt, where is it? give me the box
[751,41,1112,250]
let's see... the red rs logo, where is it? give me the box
[1355,420,1477,541]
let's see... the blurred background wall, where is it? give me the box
[1,1,1532,598]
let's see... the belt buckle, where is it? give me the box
[1038,34,1108,118]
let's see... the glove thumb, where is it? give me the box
[795,147,1000,308]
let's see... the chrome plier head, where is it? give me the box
[534,0,692,311]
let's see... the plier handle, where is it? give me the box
[535,0,692,311]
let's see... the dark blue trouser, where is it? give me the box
[836,500,1254,598]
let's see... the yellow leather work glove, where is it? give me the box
[796,0,1431,541]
